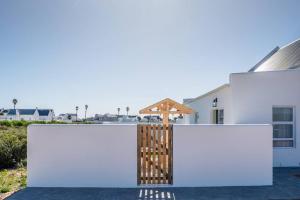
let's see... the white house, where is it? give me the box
[56,113,78,122]
[182,39,300,167]
[1,108,55,121]
[37,109,55,121]
[18,109,39,121]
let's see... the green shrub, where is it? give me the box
[20,175,26,187]
[0,168,26,193]
[0,133,27,169]
[11,120,30,127]
[0,186,10,193]
[0,121,12,127]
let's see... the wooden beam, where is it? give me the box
[139,98,193,115]
[139,98,194,126]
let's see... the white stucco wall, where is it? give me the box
[230,70,300,167]
[182,70,300,167]
[27,124,137,187]
[28,124,273,187]
[173,124,273,187]
[183,85,232,124]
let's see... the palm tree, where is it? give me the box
[84,105,88,121]
[126,106,130,116]
[12,99,18,110]
[75,106,79,121]
[117,107,120,116]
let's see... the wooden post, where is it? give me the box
[163,112,169,126]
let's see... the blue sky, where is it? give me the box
[1,0,300,117]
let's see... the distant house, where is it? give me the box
[18,109,39,121]
[38,109,55,121]
[56,113,77,122]
[182,38,300,167]
[0,108,55,121]
[6,109,19,120]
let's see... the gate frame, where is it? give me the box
[137,124,173,185]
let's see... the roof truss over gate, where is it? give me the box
[139,98,194,125]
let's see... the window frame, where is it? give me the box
[272,106,296,149]
[212,108,224,124]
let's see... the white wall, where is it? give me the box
[28,124,273,187]
[173,124,273,187]
[183,85,232,124]
[230,70,300,167]
[27,124,137,187]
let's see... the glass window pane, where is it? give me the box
[273,107,293,122]
[273,140,293,147]
[218,109,224,124]
[273,124,293,138]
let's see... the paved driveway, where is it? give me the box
[7,168,300,200]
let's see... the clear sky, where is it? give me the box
[1,0,300,117]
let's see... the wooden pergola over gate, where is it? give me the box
[137,98,193,185]
[139,98,193,126]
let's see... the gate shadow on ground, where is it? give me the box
[138,189,175,200]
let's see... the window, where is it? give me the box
[212,109,224,124]
[272,107,295,148]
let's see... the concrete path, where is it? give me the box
[7,168,300,200]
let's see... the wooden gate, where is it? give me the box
[137,124,173,185]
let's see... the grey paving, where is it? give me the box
[7,168,300,200]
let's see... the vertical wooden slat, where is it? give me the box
[148,125,153,184]
[166,126,169,183]
[137,125,141,185]
[171,125,173,184]
[142,125,147,184]
[152,124,157,184]
[153,125,159,184]
[147,125,152,184]
[168,125,173,184]
[151,125,154,184]
[157,125,162,184]
[162,124,167,184]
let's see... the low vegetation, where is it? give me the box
[0,125,26,169]
[0,168,26,198]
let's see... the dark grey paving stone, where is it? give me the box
[7,168,300,200]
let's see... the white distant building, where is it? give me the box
[37,109,55,121]
[56,113,78,122]
[93,113,140,124]
[0,108,54,121]
[182,39,300,167]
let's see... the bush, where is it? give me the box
[0,168,27,193]
[0,133,27,169]
[0,186,10,193]
[11,120,30,127]
[0,121,12,127]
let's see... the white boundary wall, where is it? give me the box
[27,124,137,187]
[28,124,272,187]
[173,125,273,187]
